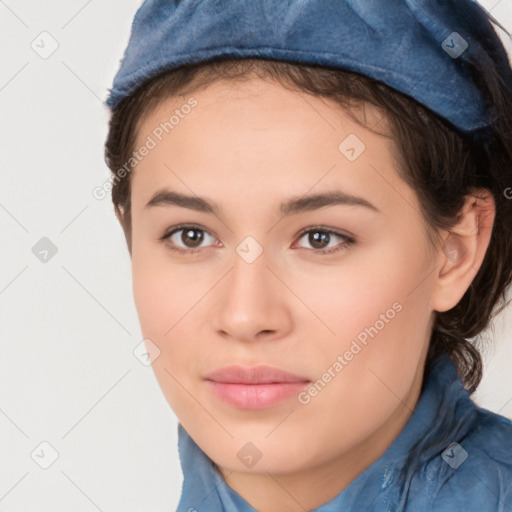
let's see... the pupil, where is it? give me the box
[183,228,203,247]
[310,231,329,249]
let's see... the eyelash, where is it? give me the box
[159,223,355,256]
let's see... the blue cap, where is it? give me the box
[105,0,510,133]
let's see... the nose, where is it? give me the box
[211,246,293,343]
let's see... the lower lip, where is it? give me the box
[206,380,310,409]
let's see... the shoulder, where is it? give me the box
[428,405,512,510]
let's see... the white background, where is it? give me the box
[1,1,511,511]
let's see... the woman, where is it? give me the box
[104,1,512,510]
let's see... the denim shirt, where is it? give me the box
[176,353,512,511]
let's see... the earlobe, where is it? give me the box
[432,189,495,312]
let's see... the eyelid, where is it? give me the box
[294,225,354,243]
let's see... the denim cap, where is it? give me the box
[105,0,509,133]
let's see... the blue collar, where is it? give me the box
[176,353,478,511]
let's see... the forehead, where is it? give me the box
[136,75,390,143]
[130,77,416,219]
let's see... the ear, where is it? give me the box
[431,188,495,313]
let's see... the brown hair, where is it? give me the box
[104,53,512,394]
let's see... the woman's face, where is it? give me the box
[129,77,443,476]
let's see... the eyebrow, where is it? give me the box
[145,189,380,215]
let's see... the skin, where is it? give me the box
[122,76,495,512]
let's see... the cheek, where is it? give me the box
[299,235,430,344]
[300,237,432,403]
[131,251,205,415]
[304,240,432,409]
[131,240,197,335]
[131,244,215,380]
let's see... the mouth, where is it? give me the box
[204,365,311,409]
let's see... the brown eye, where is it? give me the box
[160,224,218,254]
[308,231,330,249]
[180,228,204,248]
[294,227,355,256]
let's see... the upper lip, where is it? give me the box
[205,365,310,384]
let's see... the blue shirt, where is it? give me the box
[176,353,512,511]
